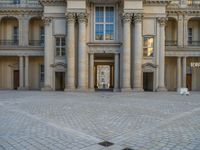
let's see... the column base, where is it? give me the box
[18,87,28,90]
[64,88,76,92]
[88,88,95,92]
[41,85,53,91]
[113,88,120,92]
[76,88,88,92]
[121,88,132,92]
[133,87,144,92]
[157,87,167,92]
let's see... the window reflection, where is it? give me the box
[143,36,154,57]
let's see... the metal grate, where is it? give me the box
[98,141,114,147]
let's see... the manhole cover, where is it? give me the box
[98,141,114,147]
[122,148,134,150]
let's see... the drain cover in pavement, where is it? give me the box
[122,148,134,150]
[98,141,114,147]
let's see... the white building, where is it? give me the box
[0,0,200,92]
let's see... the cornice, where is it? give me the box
[143,0,172,6]
[39,0,66,6]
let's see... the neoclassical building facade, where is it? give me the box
[0,0,200,92]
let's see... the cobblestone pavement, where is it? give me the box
[0,91,200,150]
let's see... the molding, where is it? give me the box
[143,0,172,6]
[39,0,66,6]
[0,50,44,56]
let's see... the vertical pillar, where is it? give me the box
[18,56,24,90]
[177,57,182,91]
[19,15,29,46]
[183,15,188,47]
[65,13,76,91]
[182,57,187,88]
[89,53,94,91]
[77,13,88,91]
[114,53,120,91]
[25,56,29,89]
[177,14,183,47]
[41,17,53,91]
[133,13,144,92]
[121,13,132,92]
[157,17,167,92]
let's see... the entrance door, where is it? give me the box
[55,72,65,91]
[187,74,192,91]
[143,72,153,91]
[13,70,19,90]
[96,65,111,89]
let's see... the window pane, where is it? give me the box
[106,7,114,23]
[95,24,104,40]
[56,48,60,56]
[61,38,65,46]
[143,37,154,57]
[56,38,60,46]
[96,7,104,22]
[105,24,114,40]
[61,48,65,56]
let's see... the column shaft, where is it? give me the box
[18,56,24,89]
[183,17,188,46]
[77,13,88,90]
[89,53,94,90]
[65,13,76,91]
[114,53,119,91]
[121,13,132,92]
[133,14,143,92]
[178,16,183,47]
[19,16,29,46]
[177,57,182,91]
[182,57,187,88]
[25,56,29,89]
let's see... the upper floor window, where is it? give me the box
[40,26,45,46]
[143,36,154,57]
[95,6,115,41]
[55,37,65,56]
[13,0,20,4]
[188,28,193,44]
[13,26,18,44]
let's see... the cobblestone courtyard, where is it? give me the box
[0,91,200,150]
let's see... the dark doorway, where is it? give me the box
[55,72,65,91]
[187,74,192,91]
[143,72,153,91]
[13,70,19,90]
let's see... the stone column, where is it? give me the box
[41,17,53,91]
[89,53,94,91]
[114,53,120,92]
[183,15,188,47]
[24,56,29,89]
[177,57,182,91]
[177,14,183,47]
[77,13,88,91]
[18,15,29,46]
[18,56,24,90]
[65,13,76,91]
[182,57,187,88]
[121,13,132,92]
[133,13,144,92]
[157,17,167,92]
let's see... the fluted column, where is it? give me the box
[89,53,94,91]
[41,17,53,91]
[177,14,183,47]
[25,56,29,89]
[133,13,144,92]
[18,56,24,90]
[77,13,88,91]
[157,17,167,92]
[121,13,132,92]
[65,13,76,91]
[182,57,187,88]
[183,15,188,47]
[177,57,182,91]
[114,53,120,92]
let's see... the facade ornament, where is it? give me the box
[158,17,168,26]
[66,12,76,23]
[133,13,143,23]
[42,17,52,25]
[122,13,133,23]
[77,12,89,23]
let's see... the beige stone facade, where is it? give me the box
[0,0,200,92]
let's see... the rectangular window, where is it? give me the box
[40,64,44,82]
[188,28,192,45]
[55,37,66,56]
[40,26,44,46]
[13,26,18,45]
[95,6,114,41]
[13,0,20,4]
[143,36,154,57]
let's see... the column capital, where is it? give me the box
[133,13,143,23]
[158,17,168,26]
[66,12,76,23]
[122,13,133,23]
[77,12,89,23]
[42,17,52,26]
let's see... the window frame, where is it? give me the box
[55,36,66,57]
[40,26,45,46]
[94,5,115,41]
[39,64,44,83]
[143,35,154,57]
[188,27,193,44]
